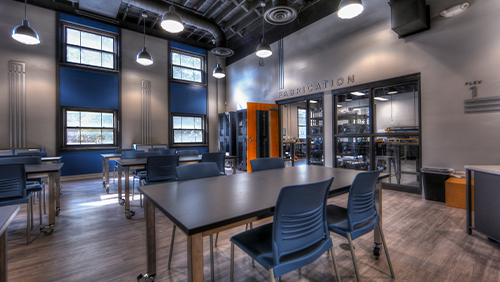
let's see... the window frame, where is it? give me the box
[170,49,206,85]
[61,107,118,149]
[61,22,119,71]
[170,113,207,146]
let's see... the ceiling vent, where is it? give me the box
[389,0,430,38]
[264,0,297,25]
[211,47,234,57]
[78,0,121,18]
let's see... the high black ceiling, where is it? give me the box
[21,0,340,64]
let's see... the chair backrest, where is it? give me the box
[201,152,225,173]
[346,169,382,230]
[121,150,137,159]
[135,151,161,158]
[272,177,334,264]
[146,155,179,183]
[160,149,177,156]
[0,163,27,199]
[176,150,199,156]
[115,148,135,154]
[16,151,47,157]
[148,147,166,152]
[250,157,285,172]
[0,156,41,165]
[176,163,221,181]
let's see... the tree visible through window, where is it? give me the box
[172,115,205,143]
[65,110,115,145]
[171,51,203,83]
[64,26,116,69]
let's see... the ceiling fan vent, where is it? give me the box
[211,47,234,57]
[264,0,297,25]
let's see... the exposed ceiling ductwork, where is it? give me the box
[121,0,233,57]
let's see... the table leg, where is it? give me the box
[187,233,204,282]
[105,158,110,193]
[40,173,55,235]
[232,159,237,174]
[291,143,296,166]
[124,167,135,219]
[146,197,156,277]
[373,179,383,258]
[102,157,106,188]
[118,165,124,205]
[1,229,6,282]
[55,171,61,216]
[466,169,473,235]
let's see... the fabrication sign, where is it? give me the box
[278,75,355,98]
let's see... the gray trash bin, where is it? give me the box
[421,167,454,202]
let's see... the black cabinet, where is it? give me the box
[236,109,247,171]
[218,111,237,156]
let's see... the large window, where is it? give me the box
[171,51,204,83]
[63,25,117,70]
[172,115,205,144]
[64,109,116,146]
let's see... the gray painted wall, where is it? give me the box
[0,1,56,155]
[226,0,500,171]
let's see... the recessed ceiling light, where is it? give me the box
[375,97,388,101]
[387,91,398,95]
[337,104,343,108]
[440,2,469,18]
[351,91,365,96]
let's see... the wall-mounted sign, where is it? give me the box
[278,75,355,98]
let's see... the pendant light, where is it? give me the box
[338,0,364,19]
[137,13,153,66]
[12,0,40,45]
[213,63,225,79]
[161,6,184,33]
[256,6,272,58]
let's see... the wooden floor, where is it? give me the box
[5,173,500,282]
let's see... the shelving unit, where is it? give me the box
[218,111,237,156]
[236,109,247,171]
[307,99,324,166]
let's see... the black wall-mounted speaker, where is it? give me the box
[389,0,430,38]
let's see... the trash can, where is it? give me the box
[421,167,455,202]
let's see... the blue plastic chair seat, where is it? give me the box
[26,183,43,193]
[327,204,380,241]
[0,194,32,206]
[230,223,333,277]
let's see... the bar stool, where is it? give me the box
[375,155,398,183]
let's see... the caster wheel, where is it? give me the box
[137,273,155,282]
[119,198,125,206]
[103,181,106,187]
[125,210,135,219]
[56,207,61,216]
[106,188,109,194]
[40,224,55,235]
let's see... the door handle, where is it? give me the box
[249,138,254,142]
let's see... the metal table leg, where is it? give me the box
[102,157,106,188]
[138,197,156,282]
[105,157,110,193]
[125,167,135,219]
[40,173,55,235]
[55,171,61,216]
[373,179,383,258]
[187,233,204,282]
[118,164,124,206]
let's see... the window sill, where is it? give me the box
[59,146,119,152]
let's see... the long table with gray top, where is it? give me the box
[138,166,388,282]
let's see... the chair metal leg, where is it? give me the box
[330,247,342,282]
[269,269,276,282]
[30,196,34,230]
[347,234,361,282]
[38,191,42,225]
[249,222,254,267]
[210,234,215,282]
[378,223,395,278]
[168,225,176,270]
[230,243,235,282]
[214,232,219,247]
[298,267,301,274]
[27,199,31,245]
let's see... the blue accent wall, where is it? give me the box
[60,13,119,33]
[60,151,113,176]
[60,67,119,109]
[170,83,207,115]
[170,41,206,56]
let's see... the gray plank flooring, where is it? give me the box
[4,173,500,282]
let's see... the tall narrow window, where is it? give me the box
[64,109,116,146]
[171,50,204,83]
[63,25,117,70]
[172,115,205,144]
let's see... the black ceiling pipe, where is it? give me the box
[122,0,227,49]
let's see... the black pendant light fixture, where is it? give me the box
[338,0,364,19]
[161,6,184,34]
[256,3,272,59]
[12,0,40,45]
[213,63,225,79]
[136,13,153,66]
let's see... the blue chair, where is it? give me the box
[113,149,135,184]
[16,151,48,157]
[176,150,199,156]
[250,157,284,172]
[327,169,394,282]
[160,149,177,156]
[0,163,36,245]
[132,151,161,199]
[137,155,179,207]
[229,177,340,282]
[170,162,221,281]
[148,147,168,152]
[201,152,226,174]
